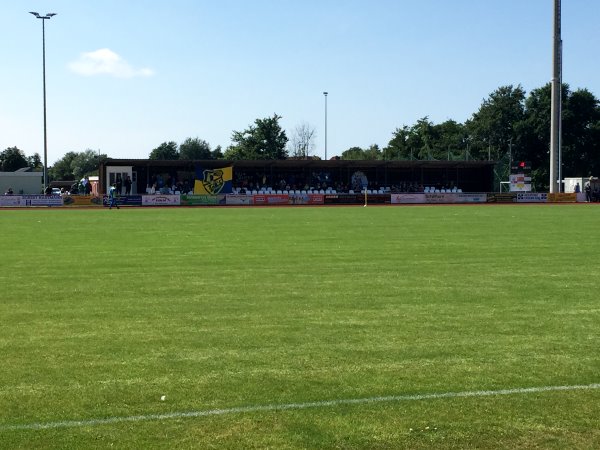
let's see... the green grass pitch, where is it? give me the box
[1,205,599,449]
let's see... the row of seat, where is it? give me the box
[236,188,339,195]
[424,187,462,193]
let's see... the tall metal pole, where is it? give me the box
[323,92,328,160]
[30,12,56,190]
[549,0,561,193]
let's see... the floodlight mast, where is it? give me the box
[323,92,328,160]
[29,11,57,190]
[549,0,561,193]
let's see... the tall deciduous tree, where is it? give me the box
[149,141,179,160]
[71,149,104,179]
[27,153,42,170]
[0,147,29,171]
[467,85,526,160]
[49,149,107,181]
[341,145,382,160]
[179,137,213,160]
[224,114,288,160]
[49,151,78,181]
[383,126,412,160]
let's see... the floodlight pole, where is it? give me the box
[549,0,561,193]
[30,11,56,190]
[323,92,328,160]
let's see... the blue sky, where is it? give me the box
[2,1,599,164]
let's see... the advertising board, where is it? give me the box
[180,195,220,206]
[516,193,548,203]
[0,195,23,207]
[142,195,181,206]
[391,193,426,204]
[547,193,577,203]
[288,194,324,205]
[22,195,63,207]
[62,195,103,207]
[226,195,254,205]
[253,194,289,205]
[103,195,143,207]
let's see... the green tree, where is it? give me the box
[408,117,438,160]
[149,141,179,160]
[71,149,104,179]
[49,152,78,181]
[340,145,381,160]
[561,88,600,177]
[49,150,107,181]
[432,120,468,160]
[27,153,42,170]
[466,85,526,160]
[340,146,367,160]
[224,114,288,160]
[0,146,29,171]
[383,126,412,160]
[211,145,224,159]
[179,137,213,160]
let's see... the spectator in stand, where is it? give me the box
[584,179,592,202]
[124,175,132,195]
[4,187,14,195]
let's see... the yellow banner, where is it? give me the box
[194,166,233,195]
[547,193,577,203]
[62,195,103,207]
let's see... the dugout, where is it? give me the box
[99,159,495,195]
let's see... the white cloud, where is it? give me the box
[68,48,154,78]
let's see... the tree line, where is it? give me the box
[3,82,599,190]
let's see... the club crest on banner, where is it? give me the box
[194,165,233,195]
[202,169,225,194]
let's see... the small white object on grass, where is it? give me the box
[160,395,166,401]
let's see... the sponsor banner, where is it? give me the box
[366,194,389,204]
[516,193,548,203]
[391,193,486,204]
[62,195,103,207]
[253,194,289,205]
[21,195,63,207]
[455,193,487,203]
[226,194,254,206]
[102,195,143,207]
[142,194,181,206]
[288,194,324,205]
[324,194,362,204]
[0,195,23,207]
[391,193,426,204]
[547,193,577,203]
[487,193,517,203]
[509,174,532,192]
[180,194,218,206]
[194,165,233,195]
[425,193,453,204]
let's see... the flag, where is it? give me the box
[194,166,233,195]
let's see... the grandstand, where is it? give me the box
[99,159,495,196]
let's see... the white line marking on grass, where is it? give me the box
[1,383,599,432]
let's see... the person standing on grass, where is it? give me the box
[109,183,120,209]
